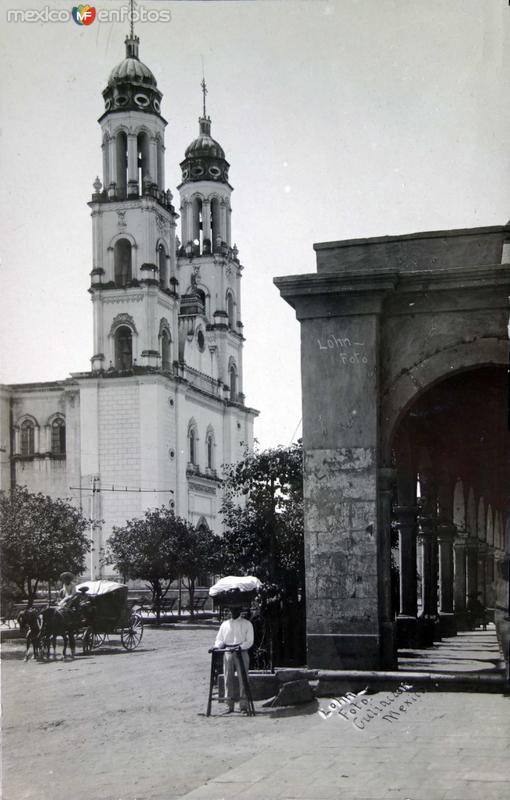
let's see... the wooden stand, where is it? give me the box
[206,646,255,717]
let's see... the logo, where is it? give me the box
[72,4,96,25]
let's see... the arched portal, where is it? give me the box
[391,366,509,644]
[275,224,510,671]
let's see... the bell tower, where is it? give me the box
[176,80,245,403]
[88,14,179,374]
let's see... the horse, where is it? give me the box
[17,607,42,661]
[39,605,82,659]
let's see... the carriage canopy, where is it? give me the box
[75,580,128,622]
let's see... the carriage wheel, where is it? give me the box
[121,612,143,650]
[82,627,106,653]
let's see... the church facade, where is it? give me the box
[0,32,257,578]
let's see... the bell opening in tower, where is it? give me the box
[114,326,133,370]
[116,131,128,200]
[114,239,132,287]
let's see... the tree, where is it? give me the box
[106,505,181,622]
[177,522,221,617]
[220,441,305,665]
[0,486,90,605]
[221,441,304,590]
[106,505,218,622]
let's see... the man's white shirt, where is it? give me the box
[214,617,254,650]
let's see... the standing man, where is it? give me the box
[214,607,254,714]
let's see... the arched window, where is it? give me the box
[51,418,66,455]
[229,362,237,402]
[226,291,235,328]
[206,428,215,470]
[158,245,168,287]
[115,326,133,370]
[116,131,128,199]
[161,330,171,370]
[20,420,35,456]
[196,516,209,533]
[188,423,198,465]
[114,239,132,287]
[196,288,207,317]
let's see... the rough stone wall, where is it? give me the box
[300,314,381,668]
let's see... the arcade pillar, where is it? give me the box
[454,536,469,629]
[438,523,457,636]
[296,287,395,669]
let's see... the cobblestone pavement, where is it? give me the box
[2,623,509,800]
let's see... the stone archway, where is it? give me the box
[275,225,510,670]
[391,366,509,648]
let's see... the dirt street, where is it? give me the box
[1,622,316,800]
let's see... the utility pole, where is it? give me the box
[90,476,99,580]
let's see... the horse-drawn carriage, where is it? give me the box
[75,580,144,653]
[18,580,143,660]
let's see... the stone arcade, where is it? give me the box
[275,227,510,672]
[0,30,257,576]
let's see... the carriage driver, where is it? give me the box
[57,572,76,608]
[213,607,254,714]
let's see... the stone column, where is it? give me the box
[419,519,439,644]
[378,467,397,668]
[275,268,396,670]
[226,206,232,246]
[466,540,479,603]
[478,543,488,608]
[438,523,457,636]
[158,141,165,191]
[395,504,418,646]
[454,536,468,629]
[149,136,158,187]
[419,476,440,645]
[485,547,495,611]
[107,137,117,198]
[298,298,390,669]
[102,136,109,190]
[395,463,418,649]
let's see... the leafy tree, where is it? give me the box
[0,486,90,605]
[220,441,304,592]
[106,505,187,622]
[220,441,305,665]
[105,506,220,622]
[176,522,221,617]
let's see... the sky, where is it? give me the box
[1,0,510,448]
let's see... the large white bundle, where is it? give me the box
[208,575,262,597]
[76,580,126,596]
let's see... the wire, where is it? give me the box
[289,417,302,445]
[69,486,174,493]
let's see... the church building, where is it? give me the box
[0,29,257,578]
